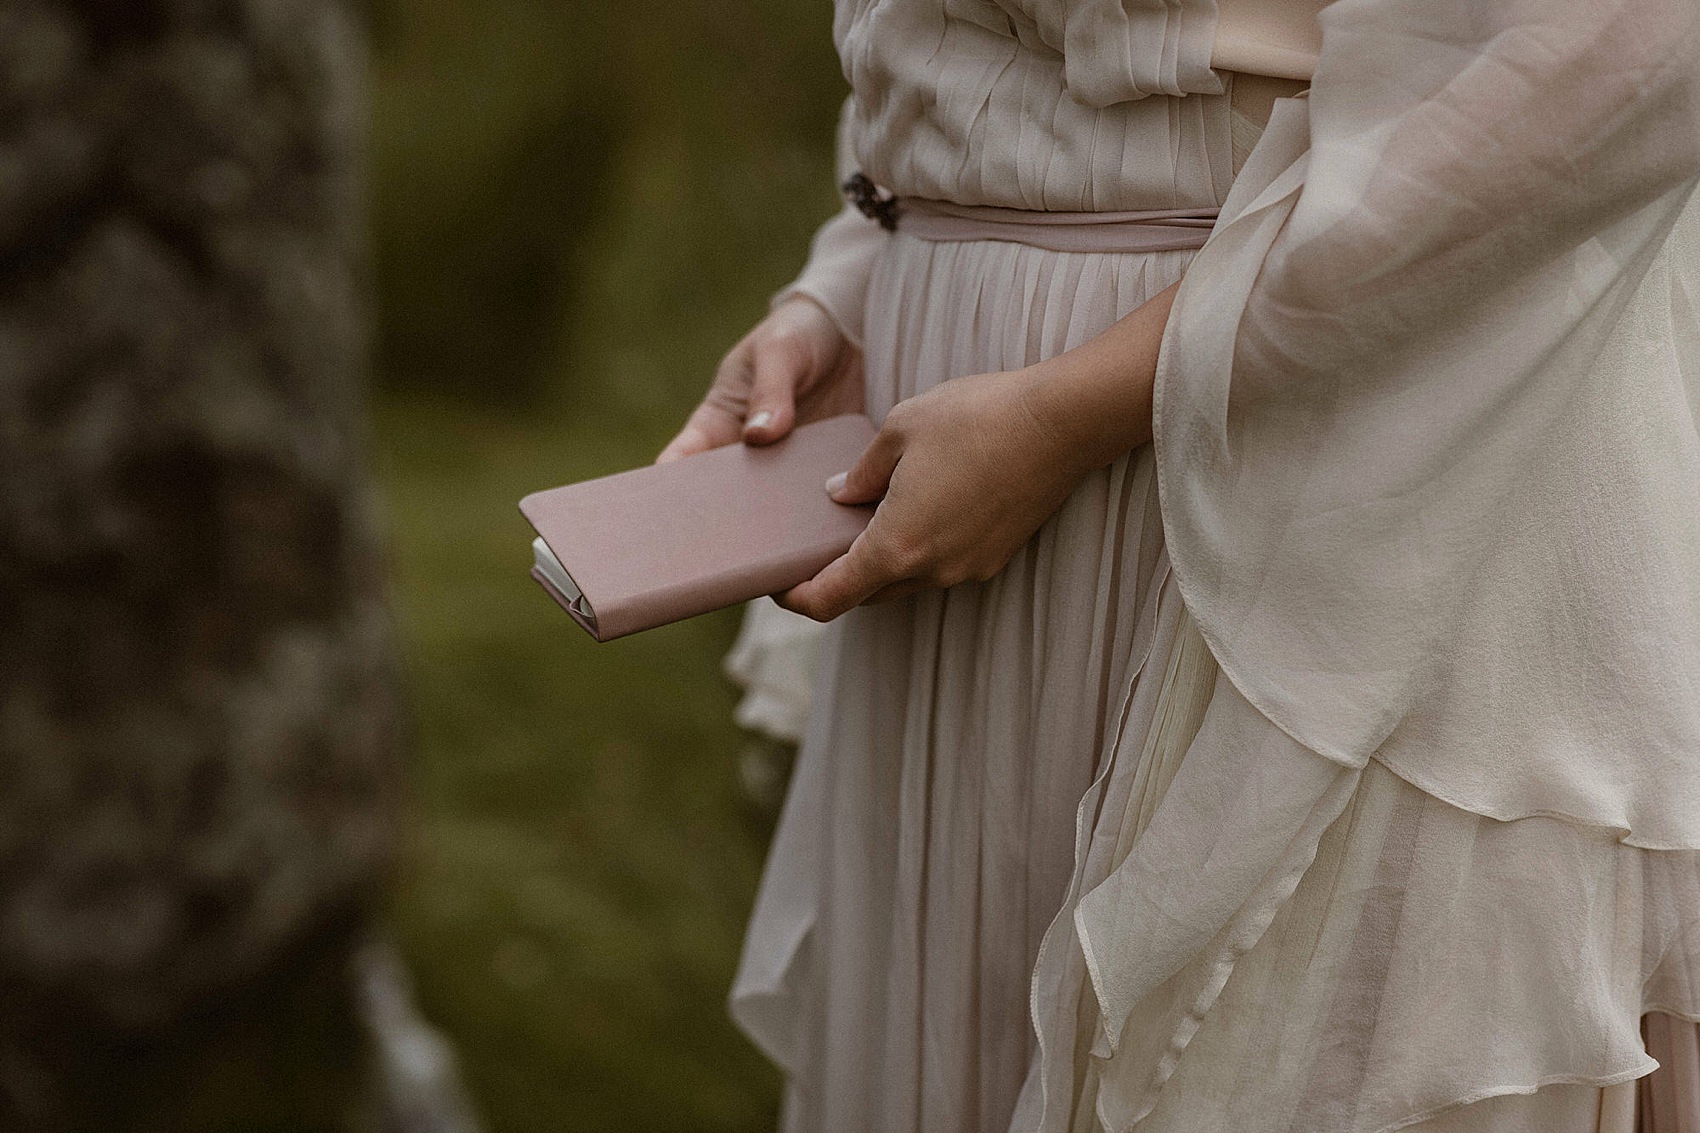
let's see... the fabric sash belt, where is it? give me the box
[896,198,1220,255]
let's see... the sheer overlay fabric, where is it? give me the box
[1156,0,1700,845]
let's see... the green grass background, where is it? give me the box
[368,2,847,1128]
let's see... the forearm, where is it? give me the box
[1020,282,1180,475]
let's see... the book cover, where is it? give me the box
[519,414,878,641]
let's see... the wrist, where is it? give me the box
[1019,353,1150,474]
[1017,282,1178,471]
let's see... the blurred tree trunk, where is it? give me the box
[0,1,402,1128]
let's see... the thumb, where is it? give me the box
[657,401,742,463]
[742,331,808,445]
[827,426,902,505]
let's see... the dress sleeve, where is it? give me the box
[1235,0,1700,384]
[770,98,887,349]
[1154,0,1700,843]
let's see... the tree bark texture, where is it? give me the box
[0,0,400,1125]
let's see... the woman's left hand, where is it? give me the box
[776,368,1100,621]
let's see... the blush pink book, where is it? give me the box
[519,414,878,641]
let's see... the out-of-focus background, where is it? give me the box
[370,0,842,1128]
[0,0,846,1129]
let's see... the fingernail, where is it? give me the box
[746,411,773,432]
[825,471,847,496]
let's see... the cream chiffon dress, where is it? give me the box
[727,1,1700,1131]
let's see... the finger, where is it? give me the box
[825,425,903,504]
[864,579,928,605]
[742,331,810,445]
[657,403,743,463]
[777,527,905,621]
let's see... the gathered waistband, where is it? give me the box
[896,198,1219,254]
[837,74,1303,255]
[842,174,1218,255]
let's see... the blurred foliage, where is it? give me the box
[367,0,847,1130]
[370,0,847,408]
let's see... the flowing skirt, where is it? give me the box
[729,225,1700,1133]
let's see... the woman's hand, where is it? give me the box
[777,282,1182,621]
[776,368,1102,621]
[658,295,864,462]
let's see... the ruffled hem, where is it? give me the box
[1024,601,1700,1133]
[1366,749,1699,853]
[724,599,829,745]
[1373,1067,1654,1133]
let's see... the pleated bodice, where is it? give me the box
[836,0,1235,210]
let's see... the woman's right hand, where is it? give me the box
[657,295,864,463]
